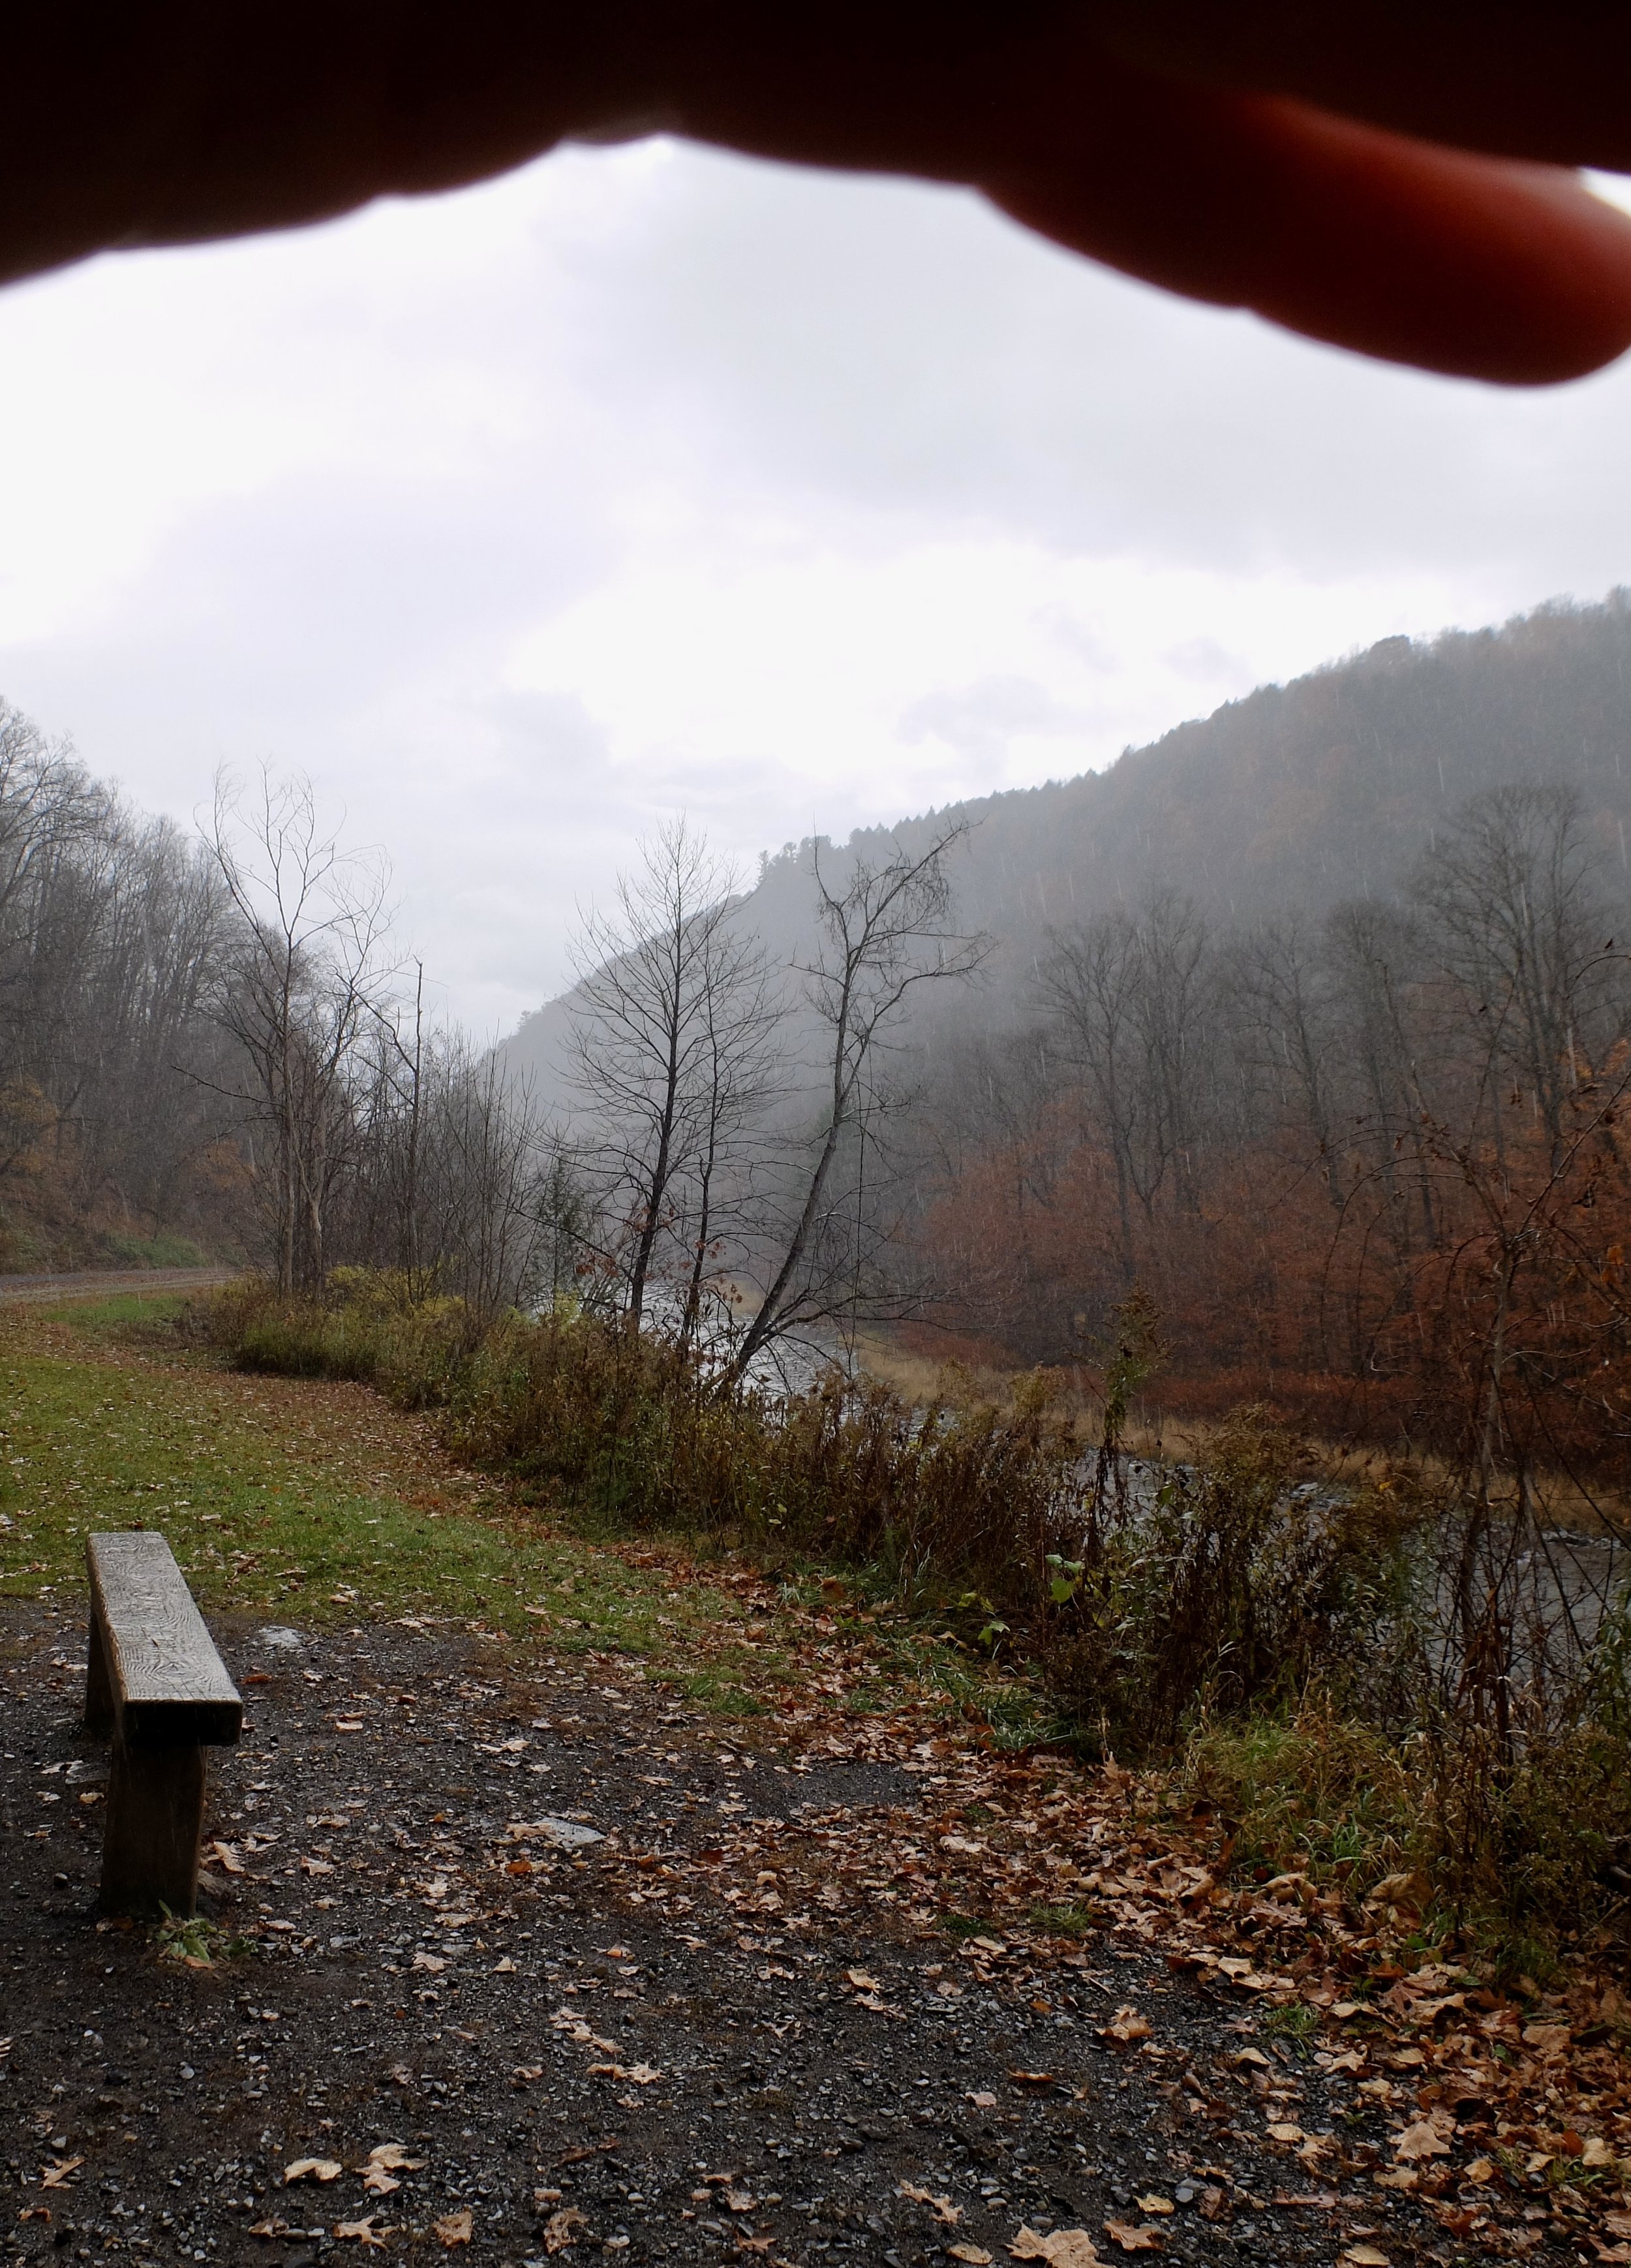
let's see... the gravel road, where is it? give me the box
[0,1606,1454,2268]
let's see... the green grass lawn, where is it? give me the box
[0,1293,798,1709]
[0,1290,1060,1738]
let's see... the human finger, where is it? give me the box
[4,0,1631,390]
[984,78,1631,384]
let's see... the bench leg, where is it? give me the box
[99,1738,206,1917]
[85,1604,115,1736]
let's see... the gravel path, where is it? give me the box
[0,1270,239,1307]
[0,1604,1446,2268]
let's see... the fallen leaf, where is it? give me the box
[39,2158,84,2190]
[966,2091,998,2109]
[542,2207,588,2254]
[551,2012,618,2053]
[949,2247,994,2266]
[1392,2119,1452,2163]
[1100,2008,1151,2044]
[587,2062,663,2085]
[1368,1870,1428,1911]
[846,1969,881,1993]
[1009,2233,1101,2265]
[1339,2251,1390,2267]
[1521,2022,1570,2057]
[1266,2123,1305,2145]
[433,2209,473,2246]
[1009,2071,1057,2087]
[1103,2222,1163,2254]
[284,2158,344,2185]
[364,2147,423,2175]
[411,1952,446,1975]
[248,2219,292,2239]
[333,2217,388,2248]
[210,1840,245,1875]
[1134,2196,1175,2216]
[357,2141,423,2196]
[898,2180,961,2225]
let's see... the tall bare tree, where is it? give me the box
[1412,783,1623,1172]
[204,769,393,1295]
[1221,912,1344,1209]
[725,821,987,1383]
[1035,892,1211,1280]
[566,818,777,1332]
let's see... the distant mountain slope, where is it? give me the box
[500,590,1631,1099]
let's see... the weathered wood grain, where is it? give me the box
[85,1533,242,1749]
[84,1532,243,1915]
[84,1601,115,1736]
[99,1738,207,1917]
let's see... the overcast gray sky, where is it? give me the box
[4,142,1631,1030]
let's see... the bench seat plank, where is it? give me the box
[87,1532,243,1748]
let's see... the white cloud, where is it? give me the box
[2,141,1630,1027]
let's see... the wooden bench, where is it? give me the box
[84,1533,243,1915]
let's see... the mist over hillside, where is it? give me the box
[500,589,1631,1104]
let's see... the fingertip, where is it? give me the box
[987,96,1631,386]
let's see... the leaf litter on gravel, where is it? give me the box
[11,1297,1631,2261]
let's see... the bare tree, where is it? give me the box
[1412,783,1624,1172]
[566,819,777,1332]
[204,769,393,1295]
[1221,912,1344,1208]
[0,703,234,1248]
[1035,892,1211,1279]
[1323,898,1439,1258]
[416,1037,555,1321]
[724,822,988,1383]
[670,910,782,1350]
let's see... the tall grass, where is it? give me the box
[209,1274,1631,1963]
[213,1276,1085,1602]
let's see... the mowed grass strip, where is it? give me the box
[0,1293,788,1704]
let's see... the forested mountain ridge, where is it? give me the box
[502,590,1631,1097]
[797,589,1631,954]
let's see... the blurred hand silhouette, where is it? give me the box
[6,1,1631,382]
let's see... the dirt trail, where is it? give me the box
[0,1267,239,1306]
[0,1604,1438,2268]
